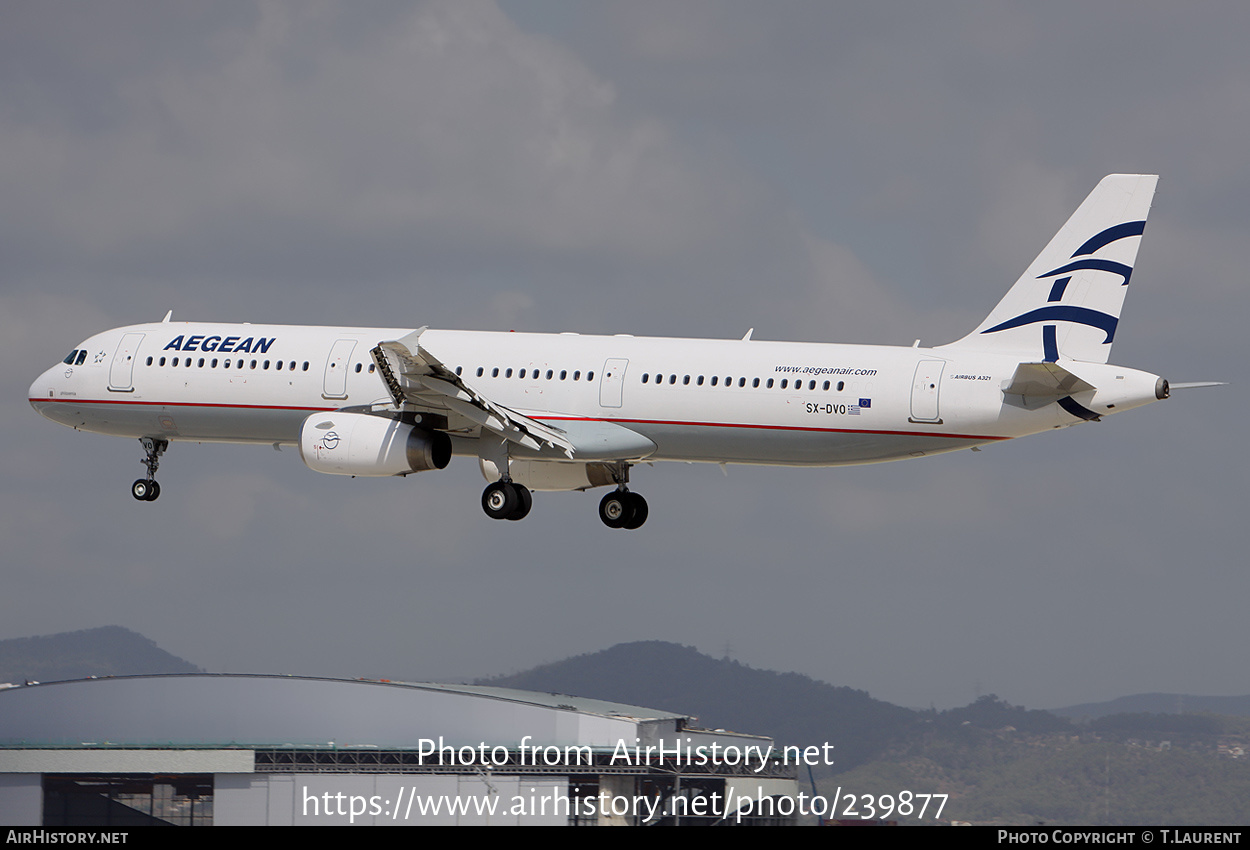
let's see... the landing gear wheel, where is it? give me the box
[131,479,153,501]
[506,484,532,521]
[599,491,629,528]
[144,480,161,502]
[621,492,648,529]
[482,481,519,520]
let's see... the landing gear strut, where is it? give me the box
[482,480,532,521]
[131,437,168,502]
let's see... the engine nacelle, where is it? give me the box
[479,458,615,492]
[300,412,451,477]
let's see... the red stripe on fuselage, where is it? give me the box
[29,397,338,413]
[31,398,1010,442]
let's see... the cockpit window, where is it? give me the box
[75,350,88,365]
[63,350,79,365]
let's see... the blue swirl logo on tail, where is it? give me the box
[980,220,1146,359]
[981,305,1119,342]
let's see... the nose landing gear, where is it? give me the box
[131,437,168,502]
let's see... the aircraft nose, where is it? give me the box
[29,367,56,417]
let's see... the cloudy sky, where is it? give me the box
[3,1,1246,712]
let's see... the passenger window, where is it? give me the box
[753,378,760,388]
[303,362,310,371]
[159,357,166,366]
[212,359,218,368]
[560,370,567,380]
[546,370,553,380]
[697,376,704,386]
[250,360,257,369]
[456,366,463,376]
[780,379,788,389]
[199,358,205,367]
[739,378,746,388]
[477,367,484,377]
[587,372,594,381]
[711,376,718,386]
[683,375,690,385]
[172,357,179,367]
[837,381,844,391]
[574,371,581,381]
[354,363,362,373]
[519,369,527,379]
[492,367,499,377]
[823,381,830,391]
[506,368,513,378]
[146,356,153,366]
[767,378,774,388]
[642,374,649,384]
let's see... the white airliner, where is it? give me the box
[30,174,1212,529]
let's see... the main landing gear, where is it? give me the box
[479,459,648,529]
[131,437,168,502]
[599,489,648,530]
[482,480,532,521]
[597,461,647,530]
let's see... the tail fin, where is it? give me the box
[943,174,1158,364]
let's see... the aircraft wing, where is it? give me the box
[371,328,576,456]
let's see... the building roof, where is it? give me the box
[0,674,709,750]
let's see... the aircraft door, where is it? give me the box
[909,359,945,423]
[599,358,629,408]
[323,339,357,399]
[108,333,145,392]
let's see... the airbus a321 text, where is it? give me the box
[30,175,1217,529]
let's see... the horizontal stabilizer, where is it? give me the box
[1003,362,1095,399]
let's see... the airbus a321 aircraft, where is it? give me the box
[30,174,1209,529]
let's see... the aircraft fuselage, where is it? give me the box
[31,322,1163,464]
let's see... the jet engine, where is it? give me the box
[299,412,451,477]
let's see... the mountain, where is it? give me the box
[0,626,201,683]
[479,640,917,771]
[1053,693,1250,720]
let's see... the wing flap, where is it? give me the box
[371,329,575,456]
